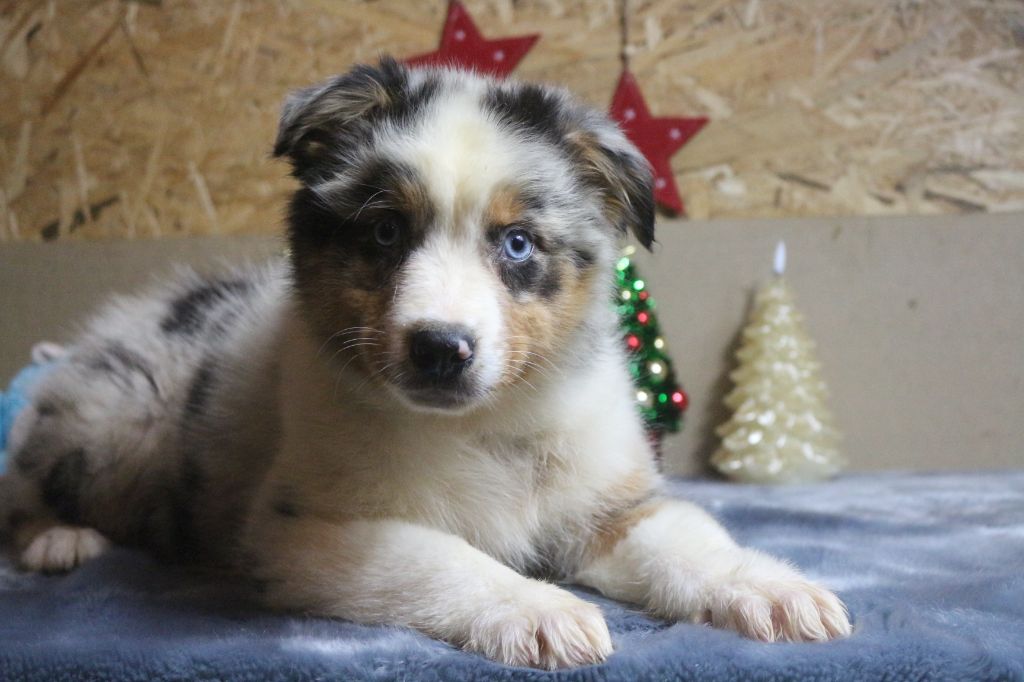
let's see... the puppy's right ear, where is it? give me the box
[273,57,409,180]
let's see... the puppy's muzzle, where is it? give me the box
[408,326,475,385]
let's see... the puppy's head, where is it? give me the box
[276,57,654,413]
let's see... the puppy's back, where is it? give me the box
[4,260,288,563]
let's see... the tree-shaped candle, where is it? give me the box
[711,242,844,483]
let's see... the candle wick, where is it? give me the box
[773,240,787,276]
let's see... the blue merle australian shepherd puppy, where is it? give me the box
[2,58,849,669]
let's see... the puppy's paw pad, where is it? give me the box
[20,526,110,573]
[468,584,612,669]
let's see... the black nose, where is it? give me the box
[409,327,475,382]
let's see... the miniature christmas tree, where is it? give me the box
[616,246,689,445]
[711,242,844,483]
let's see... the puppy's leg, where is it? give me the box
[12,515,110,573]
[248,515,611,669]
[2,469,110,574]
[575,499,851,642]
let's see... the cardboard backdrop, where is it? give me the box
[3,212,1021,476]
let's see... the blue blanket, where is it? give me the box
[2,471,1023,681]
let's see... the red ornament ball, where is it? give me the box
[671,390,688,409]
[626,334,641,350]
[637,311,650,324]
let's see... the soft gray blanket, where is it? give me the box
[1,471,1022,681]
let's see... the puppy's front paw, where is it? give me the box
[466,582,612,669]
[20,525,110,573]
[705,553,851,642]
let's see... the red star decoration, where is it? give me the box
[405,1,539,78]
[609,71,708,215]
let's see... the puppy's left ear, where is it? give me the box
[565,121,656,250]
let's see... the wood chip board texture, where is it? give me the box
[1,0,1022,242]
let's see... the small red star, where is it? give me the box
[405,1,539,78]
[609,71,708,215]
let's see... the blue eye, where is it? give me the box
[502,228,534,262]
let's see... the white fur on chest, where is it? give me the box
[268,310,655,569]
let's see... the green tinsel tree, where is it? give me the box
[615,246,689,444]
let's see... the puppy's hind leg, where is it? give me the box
[16,518,111,574]
[2,388,114,575]
[3,338,165,572]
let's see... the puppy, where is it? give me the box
[2,58,850,669]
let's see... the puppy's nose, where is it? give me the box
[409,327,475,381]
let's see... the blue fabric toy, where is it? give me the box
[0,343,62,474]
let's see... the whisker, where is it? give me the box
[505,354,553,380]
[325,340,380,368]
[505,350,563,377]
[317,326,384,358]
[332,344,383,384]
[353,357,400,394]
[506,365,538,394]
[327,342,379,361]
[519,361,553,381]
[348,189,387,223]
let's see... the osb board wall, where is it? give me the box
[629,0,1024,219]
[1,0,1022,242]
